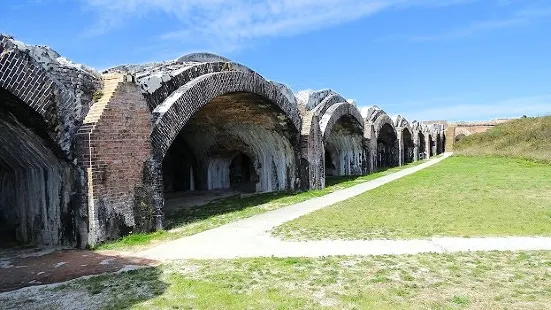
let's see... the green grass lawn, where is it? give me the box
[272,156,551,240]
[3,251,551,309]
[97,161,427,251]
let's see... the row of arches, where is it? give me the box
[0,38,446,247]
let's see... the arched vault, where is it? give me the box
[298,89,366,187]
[151,69,302,159]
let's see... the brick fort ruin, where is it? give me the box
[0,35,446,248]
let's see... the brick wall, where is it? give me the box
[77,81,155,246]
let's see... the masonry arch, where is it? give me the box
[394,115,414,165]
[366,107,398,170]
[0,43,62,147]
[402,127,414,164]
[319,102,365,177]
[1,36,101,157]
[428,134,435,157]
[152,69,301,217]
[377,123,398,169]
[0,87,77,246]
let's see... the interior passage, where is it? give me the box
[377,123,398,169]
[324,114,365,177]
[162,92,298,208]
[402,128,414,164]
[0,88,75,247]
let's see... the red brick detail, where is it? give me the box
[77,82,153,243]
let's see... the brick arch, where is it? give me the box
[366,108,397,140]
[319,102,364,141]
[411,121,423,138]
[0,36,100,157]
[296,89,336,111]
[313,92,347,115]
[139,61,257,111]
[396,116,414,144]
[394,115,412,134]
[298,90,347,136]
[151,70,302,159]
[0,40,83,246]
[0,45,62,145]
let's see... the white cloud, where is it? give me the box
[80,0,482,51]
[389,95,551,122]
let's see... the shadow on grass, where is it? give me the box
[96,163,414,250]
[163,190,300,230]
[163,170,394,230]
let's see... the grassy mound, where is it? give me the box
[455,116,551,163]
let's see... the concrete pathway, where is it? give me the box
[135,153,551,260]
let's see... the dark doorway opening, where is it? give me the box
[377,123,398,169]
[429,135,435,157]
[163,137,197,193]
[402,128,414,164]
[324,149,336,176]
[229,153,256,193]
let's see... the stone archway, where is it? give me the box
[377,123,398,169]
[364,106,399,171]
[402,127,414,164]
[298,90,367,188]
[152,71,301,158]
[0,88,77,246]
[320,103,365,177]
[158,91,298,193]
[151,70,301,224]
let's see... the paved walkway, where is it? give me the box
[135,153,551,260]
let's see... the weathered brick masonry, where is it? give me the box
[0,36,446,248]
[76,77,155,245]
[0,35,100,247]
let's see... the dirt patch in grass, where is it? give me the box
[0,248,157,293]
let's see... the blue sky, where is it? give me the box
[2,0,550,122]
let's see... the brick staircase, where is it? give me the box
[83,73,125,125]
[301,111,314,135]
